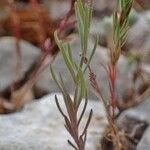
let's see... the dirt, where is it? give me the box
[100,116,148,150]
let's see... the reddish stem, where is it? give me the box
[108,64,116,119]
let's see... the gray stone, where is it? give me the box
[0,93,107,150]
[0,37,40,91]
[93,0,115,14]
[90,17,108,46]
[90,18,104,36]
[116,97,150,149]
[44,0,115,20]
[126,11,150,64]
[43,0,70,20]
[137,126,150,150]
[117,97,150,125]
[140,35,150,64]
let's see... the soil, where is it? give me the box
[100,116,148,150]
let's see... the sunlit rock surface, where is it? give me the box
[0,37,40,91]
[0,93,107,150]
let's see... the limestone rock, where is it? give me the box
[117,97,150,125]
[116,97,150,149]
[137,126,150,150]
[0,93,107,150]
[0,37,40,91]
[126,11,150,64]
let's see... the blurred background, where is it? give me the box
[0,0,150,149]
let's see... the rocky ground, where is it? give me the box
[0,0,150,149]
[0,93,107,150]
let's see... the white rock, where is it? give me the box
[0,93,107,150]
[93,0,115,13]
[44,0,70,20]
[116,97,150,149]
[137,126,150,150]
[117,97,150,125]
[0,37,40,91]
[126,11,150,63]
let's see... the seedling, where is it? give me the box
[50,0,96,149]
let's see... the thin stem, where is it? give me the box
[108,64,117,120]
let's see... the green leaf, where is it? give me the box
[74,62,87,107]
[75,0,93,52]
[59,74,76,122]
[50,65,63,93]
[84,35,98,72]
[54,31,77,83]
[67,44,73,61]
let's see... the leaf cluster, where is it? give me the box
[50,0,96,149]
[75,0,93,52]
[112,0,133,64]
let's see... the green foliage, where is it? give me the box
[111,0,133,65]
[50,0,96,149]
[75,0,93,52]
[114,0,133,47]
[50,0,134,149]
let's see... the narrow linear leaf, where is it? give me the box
[81,109,93,137]
[55,95,66,118]
[59,74,76,122]
[77,97,88,126]
[54,31,77,83]
[50,65,64,93]
[68,140,78,150]
[84,35,98,72]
